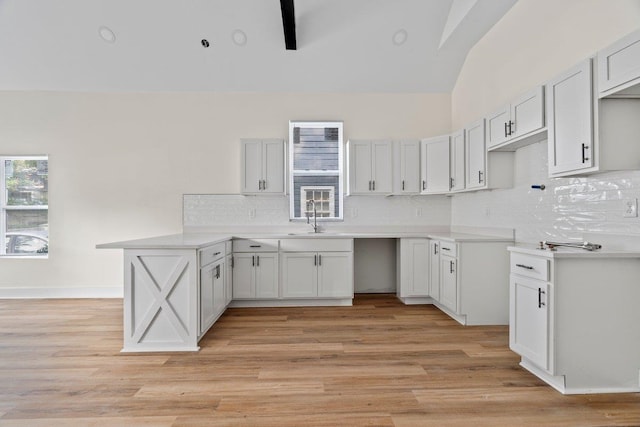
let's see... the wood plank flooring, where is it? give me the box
[1,294,639,426]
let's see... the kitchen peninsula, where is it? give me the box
[98,228,514,353]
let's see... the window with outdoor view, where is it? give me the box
[1,156,49,256]
[289,121,343,221]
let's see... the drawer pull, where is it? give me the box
[249,245,262,248]
[441,247,450,251]
[516,263,534,270]
[213,252,221,256]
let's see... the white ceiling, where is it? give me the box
[0,0,517,93]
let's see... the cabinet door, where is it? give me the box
[225,255,233,306]
[262,139,285,193]
[440,256,457,313]
[421,136,450,194]
[547,59,594,176]
[232,253,256,299]
[199,263,216,335]
[450,130,465,192]
[241,139,262,194]
[212,262,225,319]
[429,240,440,301]
[400,239,429,297]
[465,119,486,190]
[255,253,279,299]
[349,141,373,194]
[281,252,317,298]
[598,28,640,95]
[371,140,393,194]
[486,105,510,149]
[318,252,353,298]
[510,275,549,370]
[396,140,420,194]
[511,86,545,139]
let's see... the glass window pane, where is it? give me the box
[5,210,48,255]
[5,159,48,206]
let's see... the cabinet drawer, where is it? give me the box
[510,253,549,281]
[280,238,353,252]
[199,242,226,267]
[439,241,457,257]
[233,239,279,253]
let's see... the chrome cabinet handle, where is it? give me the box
[314,254,317,266]
[216,265,221,279]
[504,122,508,138]
[213,252,221,256]
[250,245,262,248]
[509,120,514,136]
[450,260,454,273]
[441,247,450,251]
[256,255,260,267]
[450,177,454,189]
[538,288,546,308]
[252,255,255,266]
[478,170,484,184]
[422,180,426,191]
[434,244,438,255]
[372,181,375,191]
[516,263,534,270]
[402,180,405,191]
[318,254,322,266]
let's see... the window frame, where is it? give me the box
[288,121,344,221]
[0,155,49,258]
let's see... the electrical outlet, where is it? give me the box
[624,198,638,218]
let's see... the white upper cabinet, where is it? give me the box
[486,86,546,151]
[393,140,420,195]
[598,28,640,98]
[241,139,285,194]
[420,135,450,194]
[348,140,393,195]
[449,130,465,192]
[547,59,595,177]
[464,119,486,190]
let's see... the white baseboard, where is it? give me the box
[0,287,123,299]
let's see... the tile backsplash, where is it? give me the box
[183,193,451,232]
[451,142,640,245]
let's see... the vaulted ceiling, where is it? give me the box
[0,0,517,92]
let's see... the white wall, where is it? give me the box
[452,0,640,128]
[0,91,451,291]
[450,0,640,244]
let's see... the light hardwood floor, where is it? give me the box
[1,294,639,426]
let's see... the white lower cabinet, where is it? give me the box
[199,258,225,336]
[281,239,354,300]
[428,240,440,301]
[439,253,457,313]
[232,252,279,299]
[510,274,550,371]
[429,238,512,325]
[508,248,640,394]
[396,238,430,303]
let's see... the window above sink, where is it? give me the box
[289,121,344,221]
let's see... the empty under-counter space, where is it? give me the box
[353,238,397,293]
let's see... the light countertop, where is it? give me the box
[508,243,640,259]
[97,229,515,250]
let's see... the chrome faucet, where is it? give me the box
[306,200,319,233]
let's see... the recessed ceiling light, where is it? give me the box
[232,30,247,46]
[98,26,116,44]
[392,29,408,46]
